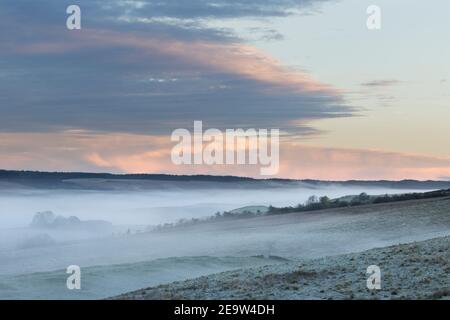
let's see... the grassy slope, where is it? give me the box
[114,236,450,300]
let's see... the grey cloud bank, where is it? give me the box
[0,0,352,136]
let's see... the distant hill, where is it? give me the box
[1,169,450,190]
[229,206,270,215]
[0,170,257,189]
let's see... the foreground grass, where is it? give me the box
[114,236,449,300]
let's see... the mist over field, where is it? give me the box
[0,183,430,229]
[1,0,449,302]
[1,176,449,299]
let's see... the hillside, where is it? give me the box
[2,196,449,299]
[114,236,450,300]
[1,169,450,190]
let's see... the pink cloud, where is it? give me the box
[2,131,450,180]
[8,28,337,94]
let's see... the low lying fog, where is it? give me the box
[0,184,426,229]
[1,182,448,299]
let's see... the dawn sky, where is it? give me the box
[0,0,449,180]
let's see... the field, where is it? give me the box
[1,193,449,299]
[115,236,450,300]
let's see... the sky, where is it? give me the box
[0,0,449,180]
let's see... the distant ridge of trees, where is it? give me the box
[153,189,450,231]
[266,189,450,215]
[0,169,255,182]
[1,169,450,190]
[0,169,256,189]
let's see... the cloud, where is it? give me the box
[2,131,450,180]
[100,0,329,20]
[358,79,402,107]
[0,0,352,136]
[0,0,372,178]
[0,130,170,172]
[279,144,450,180]
[361,80,401,88]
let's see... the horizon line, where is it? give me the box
[1,168,449,183]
